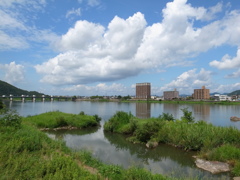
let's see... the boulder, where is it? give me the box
[230,116,240,121]
[195,158,230,174]
[146,141,158,149]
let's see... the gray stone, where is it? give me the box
[195,158,230,174]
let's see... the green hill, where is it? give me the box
[228,90,240,96]
[0,80,45,97]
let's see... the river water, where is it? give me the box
[4,100,240,179]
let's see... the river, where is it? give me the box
[4,100,240,179]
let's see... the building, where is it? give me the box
[213,94,232,101]
[163,89,179,100]
[193,86,210,100]
[136,83,151,99]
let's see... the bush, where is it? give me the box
[93,114,101,123]
[181,108,194,123]
[104,111,133,133]
[134,121,164,143]
[56,116,68,127]
[0,109,22,129]
[158,112,175,121]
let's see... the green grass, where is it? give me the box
[0,109,174,179]
[23,111,101,129]
[0,124,101,180]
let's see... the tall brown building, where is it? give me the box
[163,89,179,100]
[136,83,151,99]
[193,86,210,100]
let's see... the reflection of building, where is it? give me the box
[192,104,210,122]
[136,83,151,99]
[136,103,151,119]
[163,89,179,100]
[193,86,210,100]
[163,103,179,119]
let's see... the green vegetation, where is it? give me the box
[0,80,45,96]
[0,109,173,180]
[127,99,240,105]
[24,111,101,129]
[0,100,4,109]
[104,110,240,176]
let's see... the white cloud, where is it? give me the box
[62,83,130,95]
[0,0,57,51]
[36,12,147,85]
[66,8,81,19]
[209,48,240,69]
[0,0,46,10]
[58,20,105,51]
[87,0,100,7]
[214,83,240,93]
[160,68,212,94]
[225,69,240,78]
[0,62,25,84]
[0,31,29,50]
[36,0,240,86]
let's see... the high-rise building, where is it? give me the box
[193,86,210,100]
[136,83,151,99]
[163,89,179,100]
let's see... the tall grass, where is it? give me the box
[104,110,240,176]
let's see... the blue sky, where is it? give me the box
[0,0,240,96]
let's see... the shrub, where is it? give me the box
[104,111,133,133]
[56,116,68,127]
[134,121,164,143]
[181,108,194,123]
[0,109,22,129]
[93,114,101,123]
[158,112,175,121]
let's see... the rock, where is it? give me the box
[230,116,240,121]
[195,158,230,174]
[233,177,240,180]
[146,141,158,149]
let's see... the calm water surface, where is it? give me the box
[4,100,240,179]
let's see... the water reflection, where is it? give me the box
[192,104,210,122]
[163,103,180,118]
[47,128,230,179]
[136,103,151,118]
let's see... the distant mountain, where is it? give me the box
[228,90,240,96]
[210,92,228,95]
[0,80,45,97]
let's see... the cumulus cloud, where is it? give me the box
[210,48,240,69]
[36,0,240,86]
[36,12,147,85]
[160,68,212,94]
[0,62,25,84]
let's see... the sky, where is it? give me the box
[0,0,240,96]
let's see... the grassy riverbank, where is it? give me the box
[23,111,101,129]
[0,109,174,180]
[104,110,240,176]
